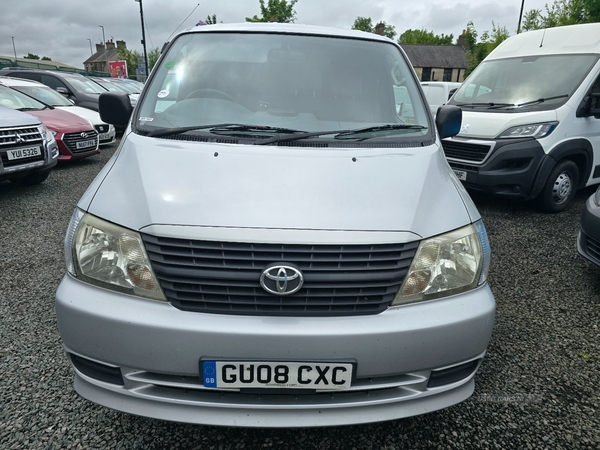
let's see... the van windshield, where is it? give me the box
[450,54,598,111]
[135,32,431,144]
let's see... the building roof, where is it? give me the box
[399,44,467,69]
[0,55,80,71]
[83,40,127,65]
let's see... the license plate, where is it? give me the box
[453,169,467,181]
[76,139,96,149]
[201,360,354,390]
[7,146,41,160]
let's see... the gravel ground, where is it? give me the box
[1,140,599,449]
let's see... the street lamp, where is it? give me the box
[87,38,93,56]
[11,37,17,64]
[99,25,107,73]
[135,0,149,81]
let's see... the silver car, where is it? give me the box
[55,23,496,427]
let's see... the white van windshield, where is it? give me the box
[135,32,430,143]
[451,54,598,110]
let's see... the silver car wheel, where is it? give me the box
[552,172,572,205]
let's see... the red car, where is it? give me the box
[0,85,98,161]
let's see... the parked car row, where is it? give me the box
[0,105,58,185]
[0,77,115,146]
[0,84,99,161]
[0,67,143,187]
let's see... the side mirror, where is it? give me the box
[576,92,600,118]
[590,93,600,118]
[99,92,133,127]
[435,105,462,139]
[55,87,70,96]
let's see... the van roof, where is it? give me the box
[487,23,600,60]
[180,22,392,42]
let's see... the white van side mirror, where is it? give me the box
[577,92,600,118]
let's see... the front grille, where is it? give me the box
[62,130,98,153]
[142,236,419,316]
[442,140,492,163]
[0,126,44,168]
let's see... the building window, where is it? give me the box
[443,69,453,81]
[421,68,431,81]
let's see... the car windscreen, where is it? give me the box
[135,32,431,144]
[0,85,47,110]
[13,85,73,106]
[66,77,106,94]
[450,54,599,110]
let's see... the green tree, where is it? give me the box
[351,16,373,33]
[245,0,298,23]
[23,53,40,60]
[351,17,397,39]
[205,14,219,25]
[522,0,600,31]
[117,46,160,79]
[463,21,510,76]
[41,56,52,61]
[398,29,454,45]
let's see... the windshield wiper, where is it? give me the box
[144,123,306,138]
[334,124,427,140]
[457,102,514,109]
[500,94,569,109]
[258,124,428,145]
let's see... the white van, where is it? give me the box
[420,81,462,117]
[444,23,600,212]
[55,23,496,427]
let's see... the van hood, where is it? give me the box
[456,109,558,139]
[85,134,473,239]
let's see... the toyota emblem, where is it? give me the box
[260,264,304,296]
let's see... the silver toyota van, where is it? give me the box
[55,23,496,427]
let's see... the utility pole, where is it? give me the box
[87,38,93,56]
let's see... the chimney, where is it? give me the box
[106,39,115,50]
[457,30,467,48]
[95,43,105,53]
[116,40,127,50]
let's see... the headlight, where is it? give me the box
[497,122,557,139]
[594,186,600,207]
[64,209,166,301]
[39,124,56,143]
[393,220,491,306]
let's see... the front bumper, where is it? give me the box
[577,190,600,266]
[443,137,549,200]
[55,275,495,427]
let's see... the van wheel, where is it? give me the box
[535,160,579,213]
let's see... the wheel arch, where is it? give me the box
[547,138,593,189]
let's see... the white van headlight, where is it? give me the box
[393,220,491,305]
[497,122,557,139]
[64,209,166,301]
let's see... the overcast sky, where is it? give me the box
[1,0,550,69]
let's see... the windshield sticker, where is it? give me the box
[157,90,169,98]
[165,61,176,69]
[139,117,154,126]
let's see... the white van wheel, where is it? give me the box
[535,160,579,213]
